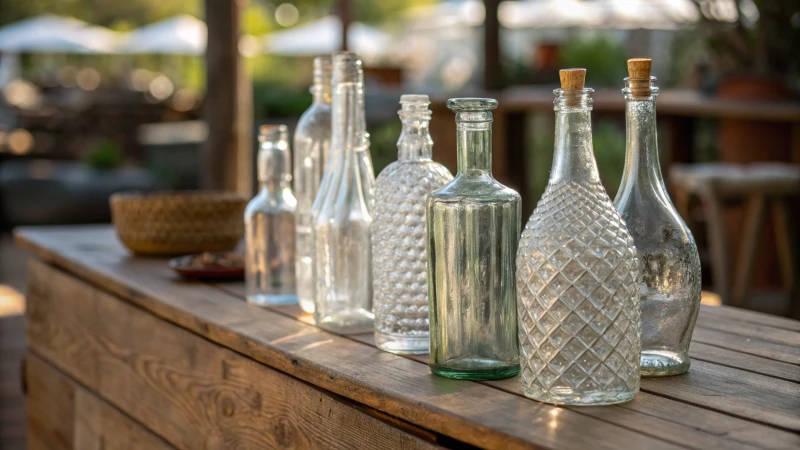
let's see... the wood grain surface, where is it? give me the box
[16,226,800,450]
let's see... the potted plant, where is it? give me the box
[696,0,799,162]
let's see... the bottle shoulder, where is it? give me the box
[245,189,296,216]
[294,105,332,136]
[430,174,521,205]
[375,160,453,187]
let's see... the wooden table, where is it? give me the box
[16,226,800,450]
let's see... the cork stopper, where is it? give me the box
[626,58,653,98]
[628,58,652,79]
[559,68,586,90]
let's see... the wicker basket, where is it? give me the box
[110,191,247,256]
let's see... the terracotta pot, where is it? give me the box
[716,75,792,163]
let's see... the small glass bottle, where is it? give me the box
[372,95,453,354]
[245,125,298,306]
[516,69,641,405]
[614,59,701,377]
[427,98,521,380]
[294,56,333,314]
[313,52,376,334]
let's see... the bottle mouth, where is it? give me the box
[553,88,594,110]
[622,76,659,98]
[399,94,431,120]
[332,51,362,84]
[258,124,289,143]
[447,97,498,113]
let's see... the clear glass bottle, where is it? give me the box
[245,125,298,306]
[313,52,376,334]
[516,69,641,405]
[427,98,521,380]
[294,56,333,314]
[372,95,453,354]
[614,59,701,377]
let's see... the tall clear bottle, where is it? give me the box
[245,125,298,305]
[516,69,641,405]
[427,98,521,380]
[295,56,333,314]
[313,52,376,334]
[372,95,453,354]
[614,59,701,377]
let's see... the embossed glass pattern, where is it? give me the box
[246,125,298,305]
[614,75,701,376]
[516,87,641,405]
[294,56,332,313]
[427,98,521,380]
[372,95,453,354]
[313,52,376,334]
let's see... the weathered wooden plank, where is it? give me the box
[74,386,175,450]
[699,303,800,333]
[27,262,445,450]
[25,354,73,450]
[692,327,800,365]
[689,342,800,383]
[18,233,681,450]
[695,315,800,347]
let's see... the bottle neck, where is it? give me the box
[398,118,432,161]
[550,108,600,184]
[257,144,291,191]
[331,81,366,157]
[456,117,492,176]
[311,83,332,105]
[619,94,666,195]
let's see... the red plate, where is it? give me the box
[168,254,245,281]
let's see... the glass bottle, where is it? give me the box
[245,124,298,306]
[313,52,376,334]
[516,69,641,405]
[372,95,453,354]
[294,56,333,314]
[614,59,701,377]
[427,98,521,380]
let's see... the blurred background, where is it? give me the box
[0,2,797,316]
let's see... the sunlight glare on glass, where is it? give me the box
[275,3,300,27]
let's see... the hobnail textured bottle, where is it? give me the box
[294,56,332,314]
[313,52,376,334]
[372,95,453,354]
[516,69,641,405]
[245,125,298,306]
[614,59,701,377]
[427,98,521,380]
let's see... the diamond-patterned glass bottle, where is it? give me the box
[516,69,641,405]
[614,59,701,377]
[427,98,521,380]
[245,125,298,306]
[294,56,332,314]
[313,52,376,334]
[372,95,453,354]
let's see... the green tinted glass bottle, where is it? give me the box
[427,98,521,380]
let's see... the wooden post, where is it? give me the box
[483,0,502,91]
[338,0,352,51]
[202,0,253,195]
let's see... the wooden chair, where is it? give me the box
[670,163,800,316]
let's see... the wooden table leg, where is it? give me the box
[733,194,767,308]
[700,185,731,304]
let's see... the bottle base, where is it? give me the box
[316,309,374,335]
[375,332,429,355]
[298,298,315,314]
[641,350,690,377]
[523,386,637,406]
[247,293,298,306]
[430,357,519,380]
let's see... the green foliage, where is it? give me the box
[592,121,626,198]
[367,120,401,175]
[559,35,628,87]
[83,138,124,170]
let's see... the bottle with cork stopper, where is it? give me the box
[614,58,701,377]
[516,68,642,405]
[245,124,298,306]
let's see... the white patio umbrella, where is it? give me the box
[122,15,206,55]
[263,16,390,61]
[499,0,601,29]
[0,14,120,53]
[598,0,701,30]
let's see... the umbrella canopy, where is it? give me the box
[500,0,598,29]
[263,16,390,60]
[0,14,120,53]
[122,15,206,55]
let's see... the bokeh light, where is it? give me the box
[7,129,34,155]
[149,75,174,101]
[76,67,101,91]
[275,3,299,27]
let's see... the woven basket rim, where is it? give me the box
[111,190,247,203]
